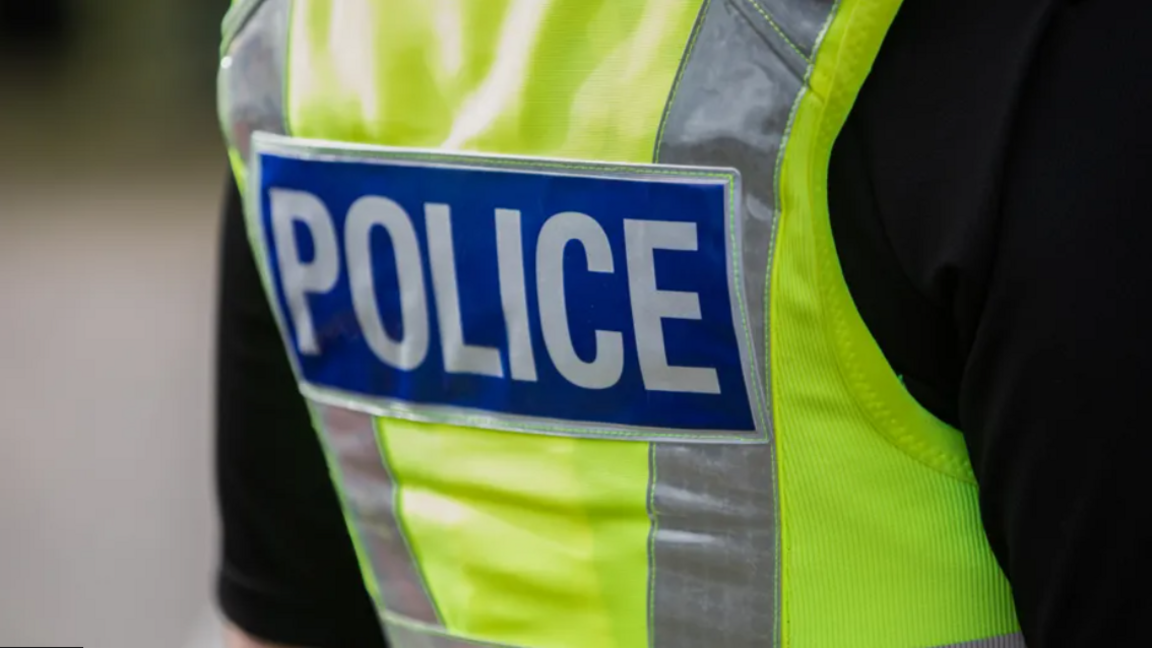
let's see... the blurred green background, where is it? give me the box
[1,2,232,646]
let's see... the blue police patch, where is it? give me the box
[247,134,767,443]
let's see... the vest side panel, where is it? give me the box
[770,0,1022,645]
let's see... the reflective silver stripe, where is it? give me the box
[648,444,778,647]
[648,0,837,645]
[316,405,442,625]
[218,0,290,166]
[221,0,269,48]
[657,0,831,402]
[935,633,1027,648]
[738,0,835,59]
[382,615,522,648]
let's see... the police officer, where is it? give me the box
[215,0,1152,646]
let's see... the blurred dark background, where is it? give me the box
[1,1,233,646]
[0,0,229,166]
[0,1,79,62]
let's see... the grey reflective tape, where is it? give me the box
[657,0,835,409]
[317,405,442,625]
[218,0,290,167]
[382,614,523,648]
[935,633,1027,648]
[736,0,836,59]
[221,0,269,48]
[649,0,837,645]
[648,443,777,647]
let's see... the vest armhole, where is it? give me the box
[774,0,976,485]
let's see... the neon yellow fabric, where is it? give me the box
[227,148,245,195]
[771,0,1020,646]
[379,419,650,647]
[286,0,702,164]
[284,2,704,647]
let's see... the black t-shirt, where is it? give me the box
[215,0,1152,645]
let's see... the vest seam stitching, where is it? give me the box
[645,442,659,648]
[769,0,844,644]
[652,0,713,164]
[281,0,296,138]
[741,0,812,62]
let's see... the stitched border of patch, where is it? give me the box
[245,132,770,444]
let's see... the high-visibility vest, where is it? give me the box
[218,1,1023,646]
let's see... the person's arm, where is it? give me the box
[959,1,1152,644]
[831,0,1152,642]
[215,177,389,648]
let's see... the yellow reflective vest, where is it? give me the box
[218,1,1023,646]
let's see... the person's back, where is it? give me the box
[214,1,1152,646]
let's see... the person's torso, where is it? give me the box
[218,1,1021,645]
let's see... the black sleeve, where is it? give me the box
[959,2,1152,645]
[215,176,389,647]
[831,0,1152,645]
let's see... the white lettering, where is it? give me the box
[496,208,538,381]
[271,185,724,396]
[624,219,720,394]
[270,189,340,355]
[536,212,624,390]
[345,196,430,371]
[426,203,504,377]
